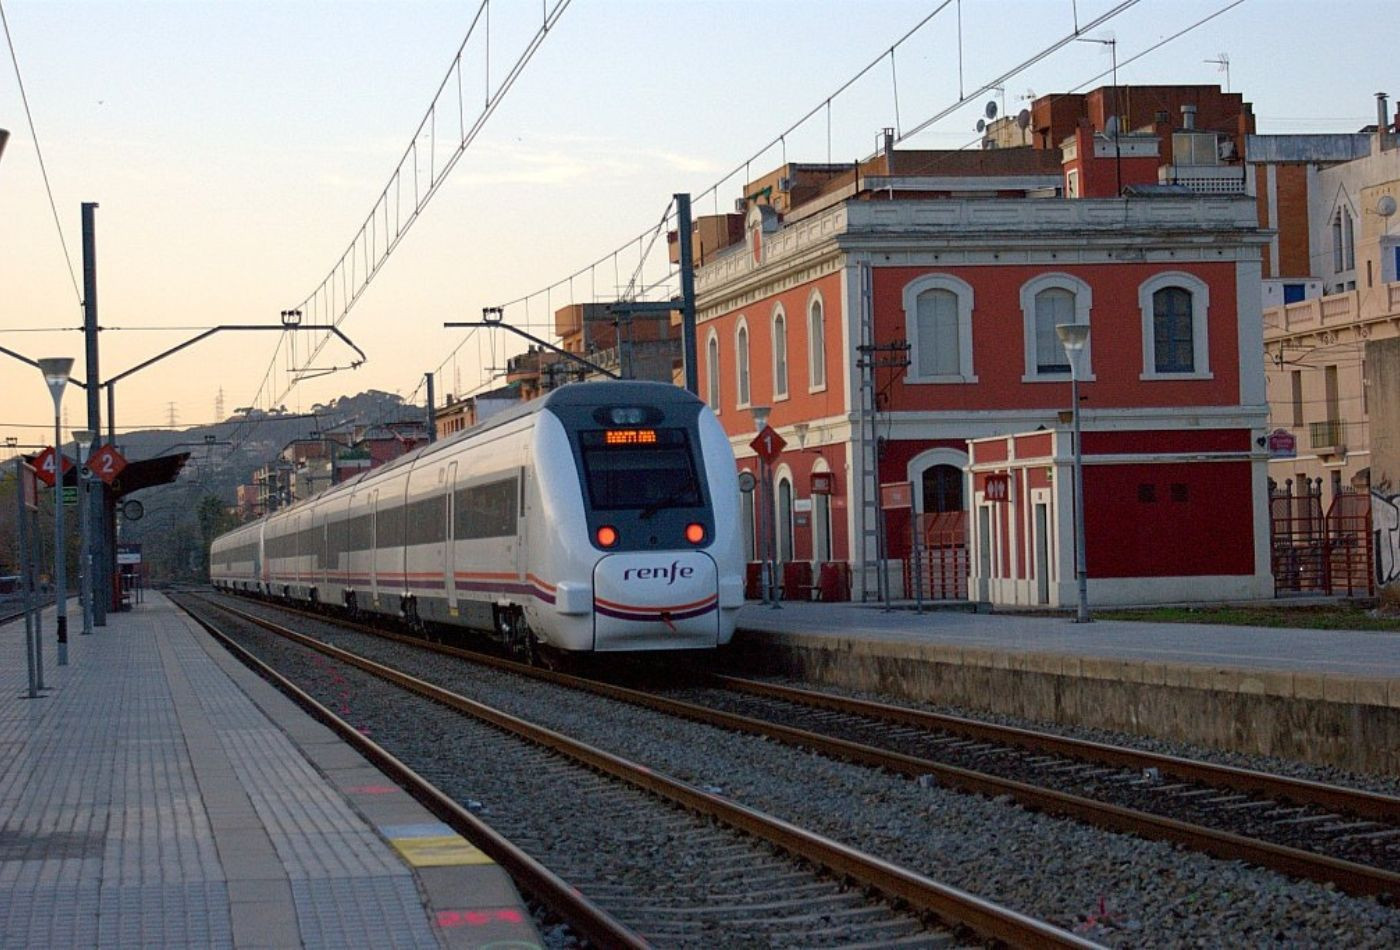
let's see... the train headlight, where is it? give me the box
[609,407,647,425]
[685,523,705,544]
[596,525,619,547]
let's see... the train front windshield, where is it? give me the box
[579,428,702,512]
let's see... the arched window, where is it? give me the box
[1019,273,1093,381]
[921,465,964,513]
[903,274,976,383]
[1153,288,1194,373]
[808,295,826,391]
[1139,272,1211,380]
[777,476,794,563]
[735,319,751,408]
[706,332,720,411]
[917,289,960,377]
[772,308,789,399]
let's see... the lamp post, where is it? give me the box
[73,429,95,635]
[38,357,74,664]
[1055,324,1091,623]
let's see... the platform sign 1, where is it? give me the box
[88,444,128,484]
[749,425,787,466]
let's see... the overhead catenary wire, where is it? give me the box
[0,0,82,307]
[264,0,574,408]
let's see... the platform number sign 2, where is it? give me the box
[88,444,128,485]
[31,447,73,488]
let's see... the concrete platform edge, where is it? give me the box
[730,629,1400,776]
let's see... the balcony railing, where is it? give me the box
[1308,419,1346,453]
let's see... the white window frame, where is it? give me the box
[774,464,795,564]
[1020,272,1095,383]
[907,447,970,515]
[705,329,721,413]
[771,305,789,401]
[735,317,751,409]
[1139,271,1212,381]
[810,457,833,563]
[807,290,827,393]
[903,274,977,384]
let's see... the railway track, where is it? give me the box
[178,593,1095,948]
[200,592,1400,904]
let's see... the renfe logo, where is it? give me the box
[624,561,695,585]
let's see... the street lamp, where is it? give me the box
[38,357,74,664]
[1055,324,1091,624]
[73,429,94,636]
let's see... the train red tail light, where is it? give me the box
[596,525,619,547]
[685,523,705,544]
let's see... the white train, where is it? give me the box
[210,381,746,655]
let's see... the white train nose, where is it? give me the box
[591,551,719,650]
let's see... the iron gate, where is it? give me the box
[1269,478,1373,596]
[907,511,969,601]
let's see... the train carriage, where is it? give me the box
[210,381,745,654]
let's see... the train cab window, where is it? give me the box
[579,429,701,513]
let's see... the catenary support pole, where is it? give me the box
[425,372,436,443]
[675,193,699,395]
[81,202,107,625]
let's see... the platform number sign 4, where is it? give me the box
[749,425,787,466]
[88,444,128,485]
[31,446,73,487]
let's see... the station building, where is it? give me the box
[679,91,1275,606]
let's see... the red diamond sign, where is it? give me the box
[31,447,73,487]
[88,444,128,485]
[749,425,787,466]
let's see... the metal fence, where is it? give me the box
[1269,478,1373,596]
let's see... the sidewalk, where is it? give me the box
[0,593,540,949]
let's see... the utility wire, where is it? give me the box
[0,0,82,306]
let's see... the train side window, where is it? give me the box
[453,477,519,539]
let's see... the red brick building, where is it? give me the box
[684,129,1274,605]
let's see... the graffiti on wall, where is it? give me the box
[1375,490,1400,588]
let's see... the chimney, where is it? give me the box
[1181,104,1197,130]
[882,126,896,174]
[1376,92,1392,151]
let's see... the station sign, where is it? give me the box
[88,444,129,484]
[749,425,787,466]
[31,447,73,487]
[984,473,1011,503]
[20,461,38,511]
[879,481,913,510]
[117,543,143,565]
[61,486,78,507]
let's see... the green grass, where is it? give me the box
[1094,603,1400,632]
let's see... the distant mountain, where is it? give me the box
[118,389,423,580]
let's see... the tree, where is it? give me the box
[195,495,240,582]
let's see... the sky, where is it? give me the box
[0,0,1393,452]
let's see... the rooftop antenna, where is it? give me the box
[1205,52,1231,93]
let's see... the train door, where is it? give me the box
[292,514,302,589]
[369,488,379,605]
[445,462,458,612]
[514,465,527,581]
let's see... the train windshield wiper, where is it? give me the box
[639,485,693,521]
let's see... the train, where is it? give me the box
[209,380,746,657]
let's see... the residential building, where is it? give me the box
[1257,94,1400,546]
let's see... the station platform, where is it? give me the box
[0,593,541,949]
[731,601,1400,775]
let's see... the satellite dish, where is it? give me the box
[1016,109,1031,130]
[985,100,998,120]
[1104,116,1120,136]
[976,118,986,133]
[1377,195,1398,217]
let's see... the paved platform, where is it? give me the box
[732,602,1400,774]
[0,593,541,949]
